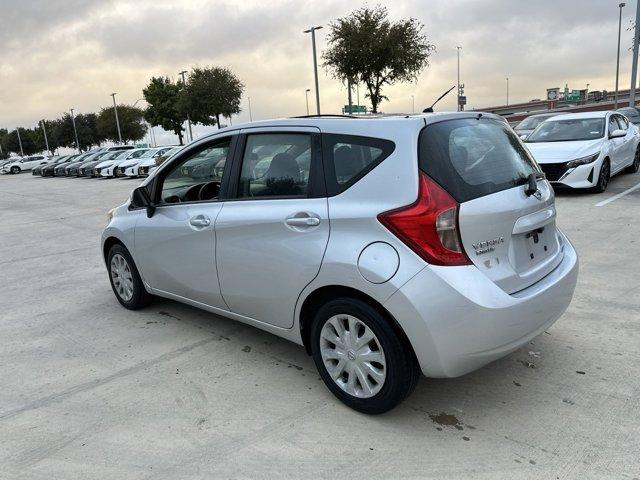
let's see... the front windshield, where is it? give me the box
[527,118,605,143]
[102,151,122,161]
[516,116,548,130]
[139,149,159,158]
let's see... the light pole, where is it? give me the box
[456,46,462,111]
[615,3,626,108]
[110,93,123,144]
[630,1,640,106]
[411,95,415,113]
[70,108,80,153]
[506,77,510,106]
[40,119,50,154]
[15,128,24,156]
[248,96,253,122]
[179,70,193,141]
[305,89,311,115]
[304,26,322,115]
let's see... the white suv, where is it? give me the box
[102,113,579,413]
[2,154,49,174]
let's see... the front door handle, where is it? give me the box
[285,216,321,227]
[189,215,211,228]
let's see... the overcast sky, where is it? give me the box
[1,0,638,143]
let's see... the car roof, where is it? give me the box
[546,111,609,121]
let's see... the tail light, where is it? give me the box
[377,172,471,266]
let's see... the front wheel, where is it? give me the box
[10,166,20,174]
[626,147,640,174]
[310,297,419,414]
[107,244,153,309]
[593,160,610,193]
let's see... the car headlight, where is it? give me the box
[106,207,115,225]
[566,152,600,168]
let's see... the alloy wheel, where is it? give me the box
[600,162,610,190]
[110,254,134,301]
[319,314,386,398]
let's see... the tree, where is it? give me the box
[0,128,9,159]
[323,6,435,113]
[177,66,244,128]
[52,112,102,152]
[143,76,187,145]
[97,105,147,144]
[5,128,37,155]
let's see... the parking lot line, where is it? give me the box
[595,181,640,207]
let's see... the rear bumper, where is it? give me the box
[384,229,579,378]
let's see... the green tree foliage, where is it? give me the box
[52,112,102,152]
[323,6,435,113]
[5,128,37,155]
[178,66,244,128]
[143,76,186,145]
[0,128,9,159]
[97,105,147,144]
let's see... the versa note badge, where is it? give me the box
[472,236,505,256]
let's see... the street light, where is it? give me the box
[304,26,323,115]
[110,93,123,144]
[15,127,24,156]
[305,89,311,115]
[70,108,80,153]
[248,96,253,122]
[506,77,510,106]
[179,70,194,140]
[456,46,462,111]
[411,95,415,114]
[40,119,50,154]
[615,2,626,108]
[631,1,640,106]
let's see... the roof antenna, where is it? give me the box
[423,85,456,113]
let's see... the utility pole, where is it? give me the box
[16,128,24,156]
[110,93,123,144]
[70,108,80,153]
[615,3,626,108]
[456,46,462,111]
[41,119,50,154]
[179,70,193,141]
[411,95,415,113]
[305,89,311,115]
[630,0,640,107]
[304,26,323,115]
[248,96,253,122]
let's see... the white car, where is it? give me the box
[1,154,49,174]
[133,146,180,177]
[102,149,150,178]
[525,111,640,192]
[123,146,176,178]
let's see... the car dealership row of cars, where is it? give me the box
[0,144,182,179]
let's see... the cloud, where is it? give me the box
[1,0,637,134]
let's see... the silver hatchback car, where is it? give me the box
[102,113,579,413]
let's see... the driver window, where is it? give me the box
[159,138,231,204]
[608,116,619,135]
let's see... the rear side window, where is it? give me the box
[322,134,395,195]
[419,118,539,203]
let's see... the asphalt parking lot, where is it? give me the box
[1,172,639,480]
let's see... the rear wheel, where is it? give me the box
[310,297,419,414]
[626,146,640,174]
[107,244,153,309]
[593,160,610,193]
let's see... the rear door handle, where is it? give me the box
[285,216,321,227]
[189,215,211,227]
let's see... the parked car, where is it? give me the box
[102,113,579,413]
[63,153,95,176]
[616,106,640,125]
[32,155,63,175]
[41,155,75,176]
[135,146,179,177]
[2,154,49,174]
[145,146,184,177]
[121,147,173,178]
[104,149,150,178]
[92,150,129,177]
[78,152,113,177]
[514,112,567,139]
[525,111,640,192]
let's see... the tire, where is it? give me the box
[107,243,153,310]
[626,146,640,174]
[310,297,419,414]
[593,160,610,193]
[10,166,20,174]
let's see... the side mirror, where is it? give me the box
[610,129,626,138]
[131,186,156,218]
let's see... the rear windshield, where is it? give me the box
[526,118,605,142]
[419,118,539,203]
